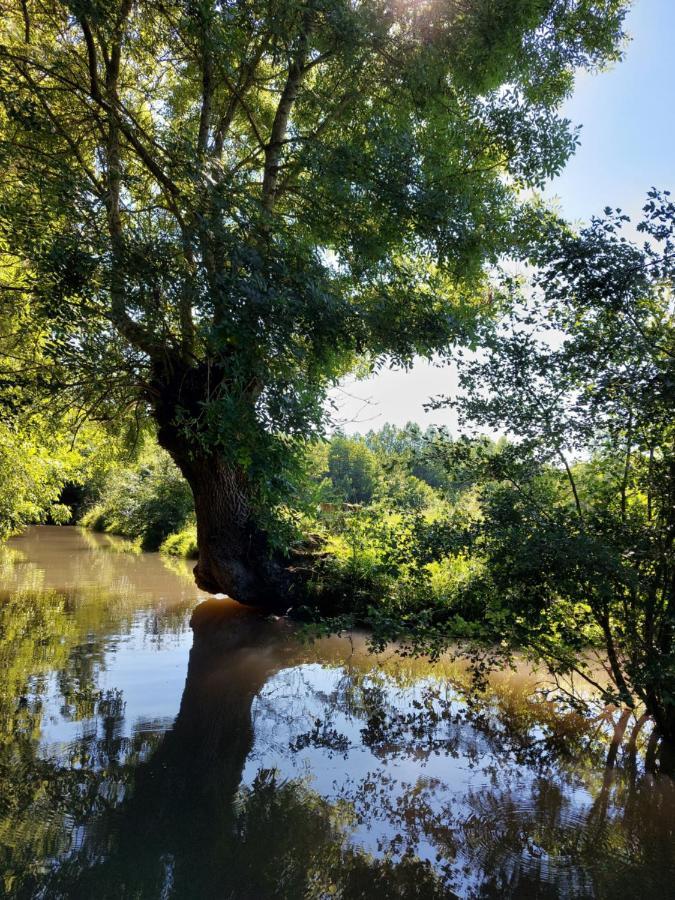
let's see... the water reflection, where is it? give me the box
[0,528,673,898]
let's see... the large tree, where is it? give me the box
[0,0,626,602]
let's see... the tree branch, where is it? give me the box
[261,28,311,213]
[79,15,181,201]
[99,0,164,359]
[19,0,31,43]
[9,60,105,195]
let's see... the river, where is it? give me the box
[0,526,673,899]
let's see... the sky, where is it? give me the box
[332,0,674,436]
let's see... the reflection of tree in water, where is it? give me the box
[332,761,675,898]
[47,604,669,899]
[282,666,675,899]
[15,601,451,899]
[0,579,167,894]
[0,535,196,896]
[0,541,192,760]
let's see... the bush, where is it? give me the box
[48,503,73,525]
[160,522,198,559]
[80,502,107,532]
[303,496,481,626]
[79,446,194,551]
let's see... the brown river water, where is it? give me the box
[0,526,673,899]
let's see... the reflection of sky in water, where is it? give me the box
[39,613,194,752]
[243,664,550,878]
[239,662,630,898]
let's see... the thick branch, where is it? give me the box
[620,409,633,521]
[195,4,214,156]
[19,0,30,43]
[220,71,266,149]
[79,16,102,102]
[214,37,270,156]
[275,89,358,201]
[79,15,181,200]
[99,1,163,359]
[557,448,584,525]
[261,32,310,212]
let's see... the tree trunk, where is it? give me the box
[151,363,298,607]
[184,453,294,606]
[643,701,675,772]
[77,601,294,895]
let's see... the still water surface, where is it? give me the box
[0,526,673,899]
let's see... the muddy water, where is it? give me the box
[0,526,673,899]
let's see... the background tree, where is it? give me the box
[327,434,381,504]
[0,0,627,602]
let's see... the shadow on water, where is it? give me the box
[1,528,674,899]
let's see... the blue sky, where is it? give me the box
[334,0,674,434]
[548,0,674,224]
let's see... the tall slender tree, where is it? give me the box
[0,0,627,602]
[440,193,675,752]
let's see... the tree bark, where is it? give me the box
[184,453,294,606]
[155,431,291,607]
[150,360,300,607]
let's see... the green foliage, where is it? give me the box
[48,503,73,526]
[365,424,445,492]
[302,486,476,628]
[0,418,118,539]
[160,522,199,560]
[326,434,382,504]
[290,427,515,644]
[313,425,498,511]
[297,194,675,753]
[428,193,675,738]
[0,424,70,537]
[80,445,194,552]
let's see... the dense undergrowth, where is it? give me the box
[79,446,195,554]
[64,424,559,642]
[57,424,494,616]
[68,424,484,582]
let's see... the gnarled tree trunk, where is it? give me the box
[183,453,294,606]
[152,365,297,608]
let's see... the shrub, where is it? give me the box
[79,503,107,532]
[48,503,73,526]
[79,446,193,551]
[161,522,198,559]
